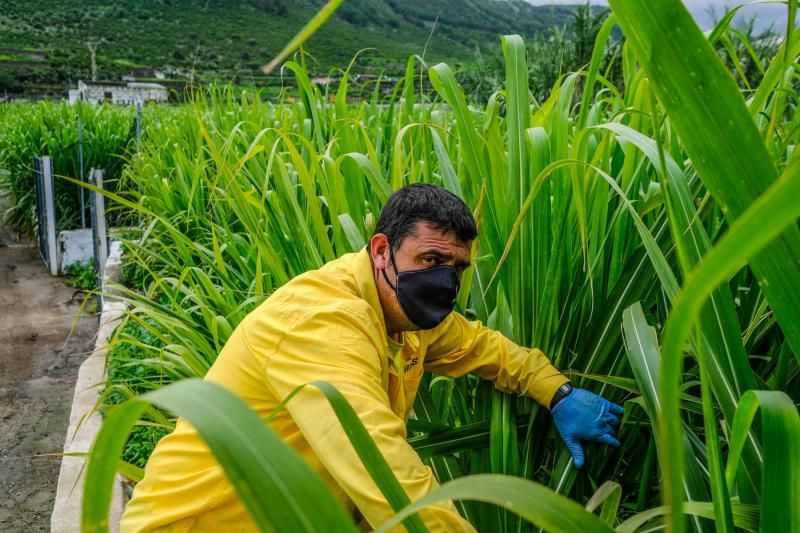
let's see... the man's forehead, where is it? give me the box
[401,222,471,253]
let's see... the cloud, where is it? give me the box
[522,1,791,31]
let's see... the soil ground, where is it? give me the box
[0,205,98,531]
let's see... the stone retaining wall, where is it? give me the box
[51,241,126,532]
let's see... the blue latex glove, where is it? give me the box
[551,388,623,469]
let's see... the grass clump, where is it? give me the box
[58,1,800,528]
[103,316,172,469]
[0,101,136,236]
[63,258,96,291]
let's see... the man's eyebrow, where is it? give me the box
[419,249,471,268]
[419,249,452,259]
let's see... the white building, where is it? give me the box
[76,81,168,105]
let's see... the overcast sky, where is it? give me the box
[524,1,791,32]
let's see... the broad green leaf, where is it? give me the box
[83,379,358,533]
[616,502,760,533]
[609,0,800,366]
[309,381,428,533]
[584,481,622,526]
[658,135,800,530]
[337,213,366,252]
[262,0,343,74]
[577,14,617,130]
[725,390,800,533]
[622,302,714,533]
[375,475,614,533]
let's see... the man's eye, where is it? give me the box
[423,257,439,265]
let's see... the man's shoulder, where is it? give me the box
[251,252,376,327]
[287,252,362,301]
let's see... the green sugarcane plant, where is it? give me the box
[66,0,800,531]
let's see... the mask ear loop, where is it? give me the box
[381,243,398,292]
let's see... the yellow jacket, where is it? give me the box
[121,249,568,532]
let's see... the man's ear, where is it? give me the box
[370,233,390,270]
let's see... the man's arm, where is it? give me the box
[424,312,623,469]
[259,304,474,532]
[424,312,569,406]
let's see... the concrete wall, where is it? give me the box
[77,81,168,105]
[58,229,93,273]
[51,241,126,532]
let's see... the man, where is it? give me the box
[121,183,623,532]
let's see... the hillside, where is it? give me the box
[0,0,583,97]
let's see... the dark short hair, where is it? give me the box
[373,183,477,250]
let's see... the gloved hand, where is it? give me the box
[550,387,623,469]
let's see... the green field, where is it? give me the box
[1,1,798,531]
[0,0,584,97]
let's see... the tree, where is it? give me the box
[0,71,17,93]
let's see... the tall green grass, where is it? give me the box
[0,101,140,235]
[79,1,800,531]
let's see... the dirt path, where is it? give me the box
[0,216,98,531]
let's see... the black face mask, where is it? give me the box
[381,247,460,329]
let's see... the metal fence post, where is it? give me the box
[89,169,108,275]
[34,157,46,264]
[41,156,59,276]
[78,117,86,228]
[136,101,142,153]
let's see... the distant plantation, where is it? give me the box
[2,1,798,531]
[0,0,583,98]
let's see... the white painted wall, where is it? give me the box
[77,81,168,105]
[58,229,94,273]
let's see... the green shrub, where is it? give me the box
[0,101,136,235]
[63,258,96,291]
[84,2,800,529]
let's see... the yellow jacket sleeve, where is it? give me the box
[257,302,474,533]
[424,312,569,407]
